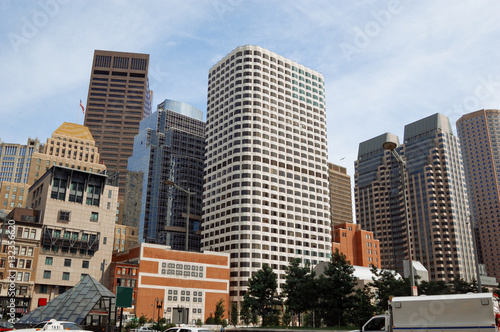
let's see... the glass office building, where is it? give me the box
[127,100,205,251]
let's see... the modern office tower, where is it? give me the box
[355,113,477,282]
[0,139,42,212]
[127,100,205,251]
[332,222,380,268]
[328,162,353,226]
[457,109,500,282]
[84,50,151,199]
[202,45,331,302]
[27,122,106,185]
[27,165,118,310]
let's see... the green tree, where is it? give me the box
[418,280,451,295]
[281,258,317,326]
[138,315,147,326]
[230,302,239,327]
[205,314,215,324]
[368,265,408,313]
[214,298,225,325]
[281,305,292,327]
[346,285,377,330]
[195,319,203,327]
[453,278,476,294]
[316,249,358,326]
[240,300,251,326]
[244,264,282,326]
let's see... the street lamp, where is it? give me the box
[156,297,163,327]
[466,218,482,293]
[165,180,195,251]
[382,139,416,296]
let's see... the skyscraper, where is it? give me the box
[328,162,353,226]
[0,138,41,212]
[84,50,150,198]
[201,45,331,301]
[127,100,205,251]
[355,113,477,282]
[457,109,500,282]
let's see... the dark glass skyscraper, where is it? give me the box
[127,100,205,251]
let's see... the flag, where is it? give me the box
[80,100,85,114]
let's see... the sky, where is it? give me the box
[1,0,500,181]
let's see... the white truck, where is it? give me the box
[362,292,500,331]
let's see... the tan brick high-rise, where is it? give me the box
[84,50,151,199]
[457,109,500,283]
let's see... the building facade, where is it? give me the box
[27,166,118,310]
[114,224,139,252]
[332,222,380,268]
[127,100,205,250]
[27,122,106,185]
[0,208,42,317]
[0,138,42,212]
[201,45,331,302]
[83,50,151,199]
[456,109,500,282]
[328,163,353,226]
[112,243,229,325]
[355,113,477,282]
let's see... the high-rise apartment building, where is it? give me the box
[127,100,205,251]
[27,122,106,185]
[328,162,353,226]
[202,45,331,302]
[457,109,500,282]
[0,138,42,212]
[84,50,151,198]
[355,113,476,282]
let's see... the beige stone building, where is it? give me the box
[27,122,106,185]
[113,224,139,252]
[328,163,353,226]
[27,166,118,311]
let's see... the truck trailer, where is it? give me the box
[362,292,499,331]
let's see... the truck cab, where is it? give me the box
[362,314,390,331]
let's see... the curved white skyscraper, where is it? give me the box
[202,45,331,302]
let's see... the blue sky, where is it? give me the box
[1,0,500,179]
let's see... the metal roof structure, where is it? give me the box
[18,275,115,325]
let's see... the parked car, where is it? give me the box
[165,327,211,332]
[14,319,92,332]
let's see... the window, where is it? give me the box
[86,184,101,206]
[30,229,36,239]
[58,210,71,222]
[90,212,99,222]
[51,178,67,200]
[64,259,71,267]
[80,273,88,280]
[27,248,33,256]
[82,261,89,269]
[68,182,84,203]
[23,272,30,282]
[45,257,53,265]
[62,272,70,280]
[40,285,48,293]
[43,270,51,279]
